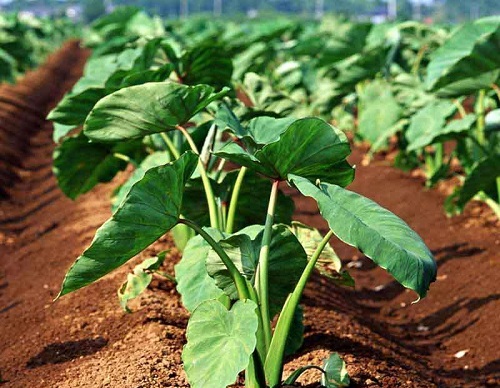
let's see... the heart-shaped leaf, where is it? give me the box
[215,117,354,186]
[206,224,307,316]
[58,151,198,297]
[182,299,259,388]
[84,82,229,143]
[290,175,437,298]
[175,228,227,312]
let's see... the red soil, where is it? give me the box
[0,43,498,388]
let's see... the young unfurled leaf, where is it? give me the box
[84,82,229,143]
[290,175,437,298]
[118,252,167,312]
[321,353,350,388]
[58,151,198,297]
[215,117,354,186]
[182,299,259,388]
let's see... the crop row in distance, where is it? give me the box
[0,13,78,83]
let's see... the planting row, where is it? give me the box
[45,7,445,388]
[0,12,78,83]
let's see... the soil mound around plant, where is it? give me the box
[0,44,498,388]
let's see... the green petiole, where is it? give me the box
[176,125,220,229]
[255,179,280,352]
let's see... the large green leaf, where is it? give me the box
[405,100,457,152]
[426,17,500,96]
[206,224,307,316]
[58,152,198,297]
[290,175,437,298]
[84,82,228,143]
[53,134,142,200]
[182,299,258,388]
[243,116,296,149]
[215,117,354,186]
[175,228,227,312]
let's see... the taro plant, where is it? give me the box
[423,16,500,218]
[56,82,437,387]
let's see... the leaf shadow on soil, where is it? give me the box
[26,337,108,368]
[342,242,486,304]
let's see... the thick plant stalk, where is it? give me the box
[255,179,280,351]
[265,230,334,387]
[226,166,247,234]
[246,285,268,388]
[176,125,220,229]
